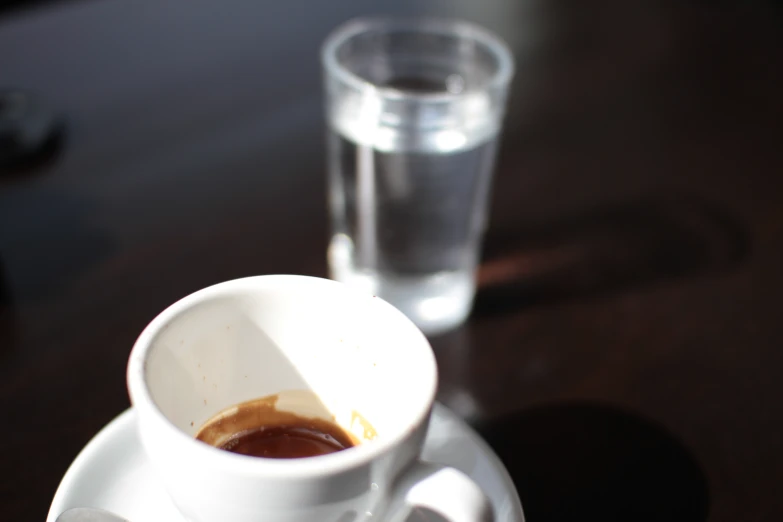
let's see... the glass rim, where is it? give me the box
[321,16,515,103]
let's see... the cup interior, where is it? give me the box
[132,276,436,449]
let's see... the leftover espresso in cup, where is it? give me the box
[195,394,365,459]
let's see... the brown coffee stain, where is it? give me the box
[351,410,378,441]
[195,393,373,449]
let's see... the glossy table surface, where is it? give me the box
[1,1,782,521]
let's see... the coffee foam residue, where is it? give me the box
[195,391,376,448]
[350,411,378,442]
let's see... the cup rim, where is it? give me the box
[127,274,438,479]
[321,16,515,103]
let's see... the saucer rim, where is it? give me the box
[47,402,524,522]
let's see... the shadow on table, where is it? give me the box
[475,402,709,522]
[474,194,748,317]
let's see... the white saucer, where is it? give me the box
[47,403,525,522]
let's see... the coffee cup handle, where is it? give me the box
[385,462,494,522]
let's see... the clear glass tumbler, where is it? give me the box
[322,17,514,335]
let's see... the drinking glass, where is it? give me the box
[322,17,514,335]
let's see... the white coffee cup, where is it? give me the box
[127,275,493,522]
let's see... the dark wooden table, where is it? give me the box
[1,0,782,521]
